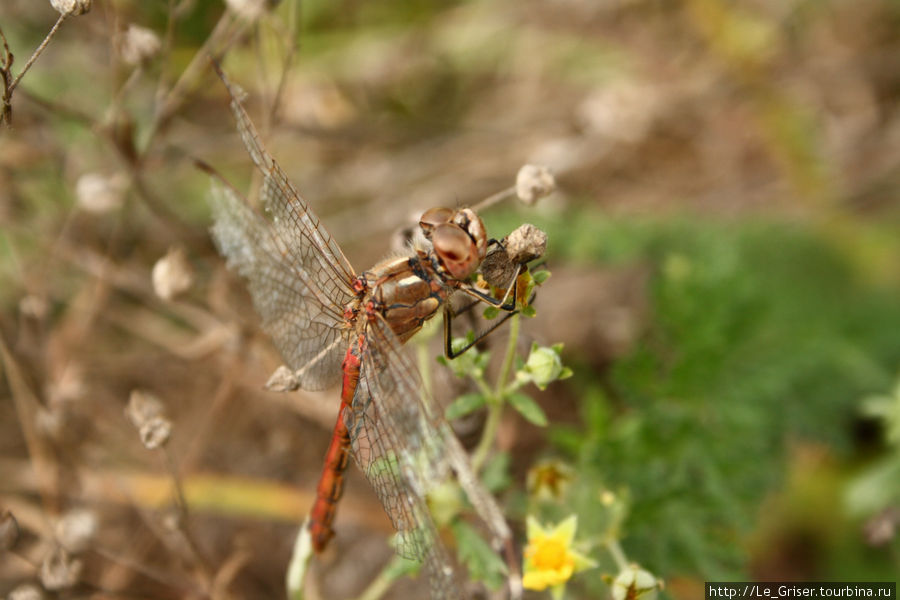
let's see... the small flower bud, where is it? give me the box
[152,246,194,301]
[40,546,83,591]
[119,25,161,66]
[515,164,556,205]
[50,0,91,15]
[75,172,127,214]
[611,564,661,600]
[523,345,564,390]
[55,508,98,553]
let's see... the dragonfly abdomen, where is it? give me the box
[309,342,361,552]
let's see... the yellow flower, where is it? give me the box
[522,515,596,598]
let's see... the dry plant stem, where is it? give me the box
[8,14,67,94]
[0,335,59,512]
[471,312,521,475]
[90,546,202,594]
[161,447,214,585]
[471,185,517,214]
[143,10,236,152]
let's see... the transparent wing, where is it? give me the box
[210,181,350,389]
[345,316,511,599]
[208,65,358,390]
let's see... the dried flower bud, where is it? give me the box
[19,294,49,319]
[126,390,172,449]
[225,0,271,20]
[505,223,547,264]
[515,164,555,205]
[152,246,194,301]
[526,460,574,502]
[1,510,20,551]
[50,0,91,15]
[7,584,44,600]
[480,224,547,289]
[139,416,172,449]
[75,172,127,214]
[40,546,83,591]
[119,25,161,66]
[55,508,98,553]
[266,365,301,392]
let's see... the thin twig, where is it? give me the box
[9,14,68,93]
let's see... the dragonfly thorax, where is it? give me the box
[350,253,455,343]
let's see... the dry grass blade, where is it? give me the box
[0,334,58,507]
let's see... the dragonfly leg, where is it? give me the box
[443,282,538,360]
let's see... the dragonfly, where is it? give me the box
[205,63,533,599]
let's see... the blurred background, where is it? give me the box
[1,0,899,598]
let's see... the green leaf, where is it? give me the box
[483,305,500,320]
[481,451,512,493]
[533,269,551,285]
[509,392,548,426]
[451,520,507,590]
[520,305,537,318]
[445,393,487,420]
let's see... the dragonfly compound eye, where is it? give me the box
[432,223,481,280]
[452,208,488,262]
[418,207,455,239]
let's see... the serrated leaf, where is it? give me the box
[533,270,551,285]
[451,520,507,590]
[446,393,487,420]
[509,392,548,426]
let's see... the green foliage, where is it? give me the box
[506,209,900,583]
[450,520,508,591]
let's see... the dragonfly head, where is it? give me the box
[419,207,487,280]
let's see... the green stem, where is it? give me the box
[604,538,629,571]
[471,313,520,474]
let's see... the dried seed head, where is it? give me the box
[119,25,161,66]
[225,0,271,20]
[481,224,548,288]
[515,164,556,205]
[266,365,301,392]
[152,246,194,301]
[7,584,44,600]
[50,0,91,15]
[0,510,20,551]
[75,172,127,213]
[19,294,49,320]
[504,223,547,264]
[40,546,83,591]
[126,390,172,449]
[55,508,98,553]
